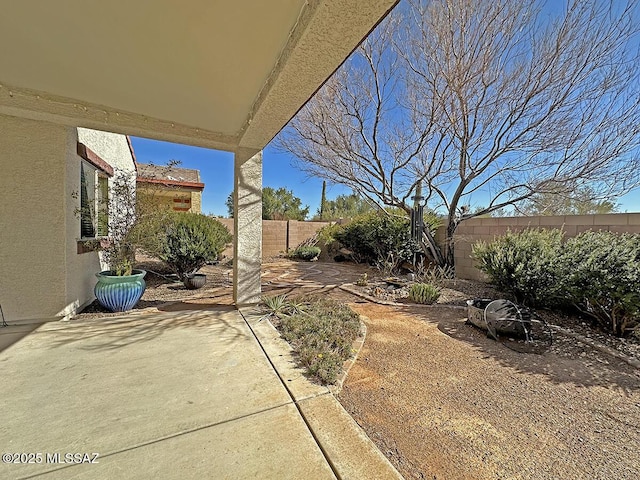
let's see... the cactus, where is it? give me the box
[408,283,440,305]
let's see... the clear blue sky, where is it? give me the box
[130,136,640,216]
[129,136,351,217]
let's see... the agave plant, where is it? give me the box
[260,294,307,319]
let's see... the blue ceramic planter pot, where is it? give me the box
[94,270,147,312]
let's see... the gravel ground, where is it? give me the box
[74,259,234,320]
[351,278,640,362]
[339,303,640,480]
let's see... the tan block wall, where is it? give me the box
[218,219,329,260]
[453,213,640,281]
[263,221,288,258]
[288,220,331,249]
[217,218,235,259]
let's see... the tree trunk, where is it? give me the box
[320,181,327,221]
[444,221,457,269]
[421,227,446,267]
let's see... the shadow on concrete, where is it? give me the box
[0,322,43,353]
[42,305,245,352]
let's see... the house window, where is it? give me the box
[97,175,109,236]
[80,162,109,238]
[173,196,191,212]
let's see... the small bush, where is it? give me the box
[472,229,563,307]
[414,263,455,287]
[159,213,232,280]
[273,297,361,384]
[558,231,640,336]
[355,273,369,286]
[333,212,420,271]
[316,223,344,258]
[290,246,321,261]
[408,283,441,304]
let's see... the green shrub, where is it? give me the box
[472,229,563,307]
[333,212,420,271]
[558,231,640,337]
[261,294,306,318]
[159,213,232,280]
[316,222,344,258]
[290,246,321,261]
[275,298,361,384]
[408,283,441,304]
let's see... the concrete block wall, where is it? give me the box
[453,213,640,281]
[217,219,329,260]
[263,221,288,257]
[288,220,331,248]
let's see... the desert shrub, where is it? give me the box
[289,246,321,261]
[333,212,420,271]
[274,297,361,384]
[408,283,441,304]
[159,212,232,280]
[472,229,563,307]
[261,294,306,317]
[558,231,640,337]
[356,273,369,286]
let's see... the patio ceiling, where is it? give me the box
[0,0,397,151]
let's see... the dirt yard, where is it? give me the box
[339,303,640,480]
[76,258,640,479]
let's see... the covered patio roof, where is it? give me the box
[0,0,397,151]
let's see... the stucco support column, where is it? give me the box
[233,148,262,306]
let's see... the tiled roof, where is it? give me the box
[137,163,201,184]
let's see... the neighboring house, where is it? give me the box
[136,163,204,213]
[0,121,136,320]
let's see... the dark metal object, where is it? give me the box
[467,298,531,337]
[0,304,7,327]
[410,205,424,242]
[183,273,207,290]
[466,298,553,354]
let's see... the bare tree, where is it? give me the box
[276,0,640,267]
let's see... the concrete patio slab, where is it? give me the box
[48,404,335,480]
[0,305,334,479]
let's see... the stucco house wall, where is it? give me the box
[191,190,202,213]
[77,128,135,173]
[62,128,103,317]
[0,116,135,320]
[0,114,70,319]
[137,188,202,213]
[66,128,136,316]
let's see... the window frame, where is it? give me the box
[80,161,110,240]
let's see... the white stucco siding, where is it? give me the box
[63,128,102,316]
[77,127,136,174]
[0,114,68,319]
